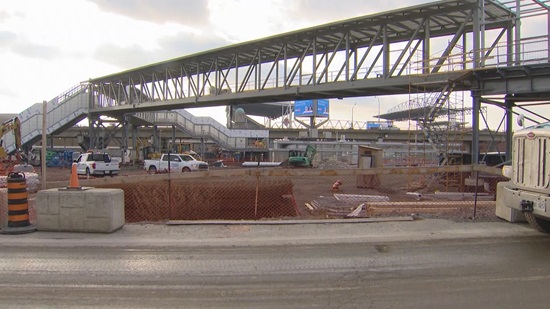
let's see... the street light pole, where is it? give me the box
[351,103,357,129]
[377,97,381,126]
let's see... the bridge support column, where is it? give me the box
[471,93,480,164]
[122,115,130,164]
[152,126,159,153]
[515,0,522,65]
[131,126,137,164]
[505,97,514,162]
[171,126,176,153]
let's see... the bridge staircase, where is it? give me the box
[417,73,475,190]
[133,110,269,150]
[3,83,268,154]
[418,72,472,165]
[3,84,89,154]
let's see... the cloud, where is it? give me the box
[0,10,9,22]
[11,41,60,60]
[157,32,228,58]
[93,43,161,69]
[0,30,61,59]
[0,30,17,49]
[88,0,210,27]
[287,0,429,24]
[92,31,228,69]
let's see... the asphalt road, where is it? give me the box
[0,220,549,308]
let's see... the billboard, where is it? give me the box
[294,99,314,117]
[294,99,329,117]
[316,99,329,118]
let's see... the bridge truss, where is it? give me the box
[70,1,550,161]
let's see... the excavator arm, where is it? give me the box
[0,117,22,159]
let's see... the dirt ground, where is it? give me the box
[30,165,501,223]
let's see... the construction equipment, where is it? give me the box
[288,145,316,167]
[0,117,23,175]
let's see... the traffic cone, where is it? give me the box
[67,163,82,190]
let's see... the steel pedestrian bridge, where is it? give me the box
[4,0,550,160]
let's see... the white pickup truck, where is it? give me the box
[143,153,209,174]
[75,152,120,177]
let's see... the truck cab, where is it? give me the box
[497,122,550,233]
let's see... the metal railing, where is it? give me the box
[134,110,269,149]
[4,84,88,153]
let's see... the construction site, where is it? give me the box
[2,0,550,226]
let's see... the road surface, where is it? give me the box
[0,220,549,308]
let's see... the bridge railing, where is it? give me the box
[236,37,549,93]
[134,110,269,149]
[3,84,89,153]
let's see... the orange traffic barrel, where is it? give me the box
[1,172,36,234]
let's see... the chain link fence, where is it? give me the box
[2,164,505,224]
[1,164,507,226]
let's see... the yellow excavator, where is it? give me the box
[0,117,23,175]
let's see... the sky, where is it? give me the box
[0,0,547,130]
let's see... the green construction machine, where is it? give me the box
[287,145,316,167]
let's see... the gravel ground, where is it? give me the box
[23,163,502,223]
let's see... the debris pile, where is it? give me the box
[305,193,496,219]
[316,159,354,169]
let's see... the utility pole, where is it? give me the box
[351,103,357,129]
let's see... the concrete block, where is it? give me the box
[36,191,60,215]
[47,194,60,214]
[60,192,85,209]
[36,188,125,233]
[85,218,112,231]
[36,214,59,230]
[59,207,85,230]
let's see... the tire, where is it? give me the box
[85,168,91,177]
[148,166,157,174]
[182,167,191,172]
[525,212,550,234]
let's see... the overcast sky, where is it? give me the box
[1,0,545,129]
[0,0,433,126]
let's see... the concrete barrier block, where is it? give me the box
[60,192,85,208]
[36,214,59,230]
[59,207,85,230]
[36,191,60,215]
[85,218,112,231]
[36,188,125,233]
[47,194,60,214]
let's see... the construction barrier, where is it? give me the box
[1,172,36,234]
[34,165,506,223]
